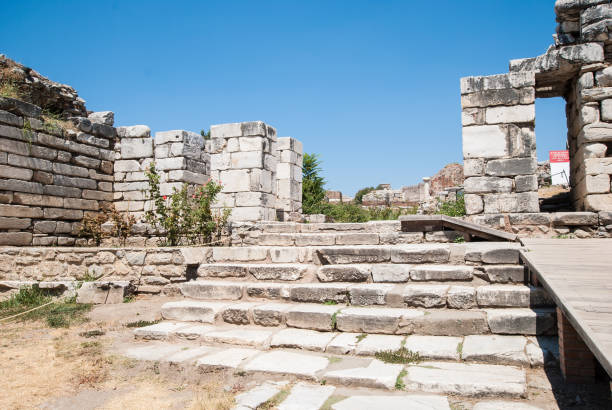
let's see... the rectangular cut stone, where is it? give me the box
[197,348,260,370]
[405,361,526,397]
[316,246,390,264]
[289,284,348,304]
[277,382,335,410]
[483,192,539,213]
[203,328,274,348]
[161,300,228,323]
[410,265,473,281]
[403,285,449,308]
[270,328,336,351]
[403,335,462,360]
[286,304,340,331]
[371,264,411,282]
[390,244,450,263]
[476,285,530,307]
[326,332,361,355]
[354,334,405,356]
[485,158,537,176]
[461,335,528,366]
[464,177,513,193]
[486,308,556,335]
[485,105,535,124]
[336,307,408,334]
[178,281,243,300]
[133,322,191,340]
[242,350,329,379]
[253,303,291,326]
[463,125,509,159]
[464,243,521,264]
[324,360,404,390]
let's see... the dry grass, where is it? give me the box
[189,381,235,410]
[0,80,21,99]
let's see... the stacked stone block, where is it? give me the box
[461,72,539,215]
[0,97,115,245]
[210,121,278,222]
[276,137,303,221]
[567,69,612,211]
[153,130,210,195]
[113,125,153,219]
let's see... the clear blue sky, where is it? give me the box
[1,0,565,196]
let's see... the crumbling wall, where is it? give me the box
[276,137,303,220]
[462,0,612,215]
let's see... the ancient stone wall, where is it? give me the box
[0,100,115,246]
[276,137,303,220]
[461,0,612,215]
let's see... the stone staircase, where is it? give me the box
[122,222,559,406]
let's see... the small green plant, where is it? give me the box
[144,163,230,246]
[259,386,291,409]
[323,300,338,305]
[457,341,464,356]
[123,295,135,303]
[200,129,211,139]
[375,347,421,364]
[553,234,573,239]
[320,379,327,385]
[21,118,33,149]
[356,333,368,342]
[78,204,136,246]
[395,369,407,390]
[125,319,161,328]
[330,311,338,329]
[437,193,466,217]
[0,285,91,328]
[453,236,466,243]
[327,356,342,364]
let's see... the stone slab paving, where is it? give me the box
[403,335,462,360]
[123,343,185,361]
[462,335,529,366]
[325,332,361,355]
[165,346,213,363]
[173,324,215,340]
[473,401,545,410]
[161,300,229,322]
[232,380,287,410]
[202,327,275,348]
[271,328,336,351]
[324,359,404,389]
[276,382,336,410]
[242,350,329,379]
[132,322,191,340]
[405,361,526,397]
[354,334,405,356]
[196,348,260,370]
[331,394,451,410]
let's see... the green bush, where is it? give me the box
[144,163,230,246]
[308,202,416,223]
[437,192,466,217]
[354,186,375,204]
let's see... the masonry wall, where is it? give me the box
[0,100,115,246]
[276,137,303,221]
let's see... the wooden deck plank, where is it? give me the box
[520,238,612,379]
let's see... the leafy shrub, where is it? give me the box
[200,129,211,139]
[79,204,136,246]
[309,202,416,223]
[437,192,466,217]
[354,186,375,204]
[144,163,230,246]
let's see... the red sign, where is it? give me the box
[549,150,569,163]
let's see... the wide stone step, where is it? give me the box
[132,322,557,367]
[177,280,554,309]
[194,262,526,285]
[119,338,535,397]
[209,242,522,266]
[158,300,557,337]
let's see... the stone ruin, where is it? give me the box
[0,56,304,246]
[462,0,612,216]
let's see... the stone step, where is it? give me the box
[194,262,526,284]
[119,338,535,398]
[209,242,522,266]
[176,280,554,309]
[161,300,557,336]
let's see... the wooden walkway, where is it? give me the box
[520,238,612,378]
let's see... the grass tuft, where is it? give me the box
[125,319,161,328]
[375,347,421,364]
[356,333,367,342]
[395,369,407,390]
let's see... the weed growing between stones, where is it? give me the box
[437,192,466,217]
[323,300,338,305]
[0,285,91,328]
[356,333,367,342]
[395,369,407,390]
[259,385,291,410]
[79,204,136,246]
[0,79,21,99]
[375,347,421,364]
[125,319,161,328]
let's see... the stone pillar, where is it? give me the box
[557,308,596,384]
[210,121,277,222]
[461,72,539,215]
[276,137,303,221]
[421,177,431,201]
[153,130,209,196]
[114,125,153,221]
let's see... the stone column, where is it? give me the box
[209,121,277,221]
[276,137,303,221]
[461,71,539,215]
[557,308,596,384]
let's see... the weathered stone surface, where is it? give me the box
[483,192,539,213]
[404,335,462,361]
[485,105,535,124]
[203,328,274,348]
[289,283,348,304]
[408,311,489,336]
[123,343,184,360]
[391,244,450,263]
[473,401,543,410]
[410,265,473,281]
[371,264,411,282]
[197,347,259,370]
[514,175,538,192]
[161,300,228,323]
[222,302,257,325]
[326,332,361,355]
[317,265,370,282]
[552,211,598,226]
[332,395,451,410]
[133,322,190,340]
[464,177,513,193]
[278,382,336,410]
[325,359,404,389]
[447,286,477,309]
[348,283,394,305]
[465,243,521,264]
[463,125,509,159]
[317,246,390,264]
[405,361,526,397]
[179,281,243,300]
[252,303,290,327]
[465,194,484,215]
[484,265,525,283]
[286,304,340,331]
[485,158,537,177]
[462,335,528,365]
[404,285,449,308]
[477,285,530,308]
[270,328,336,351]
[76,281,129,304]
[335,307,410,334]
[117,125,150,138]
[486,308,556,335]
[354,334,405,356]
[242,350,329,379]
